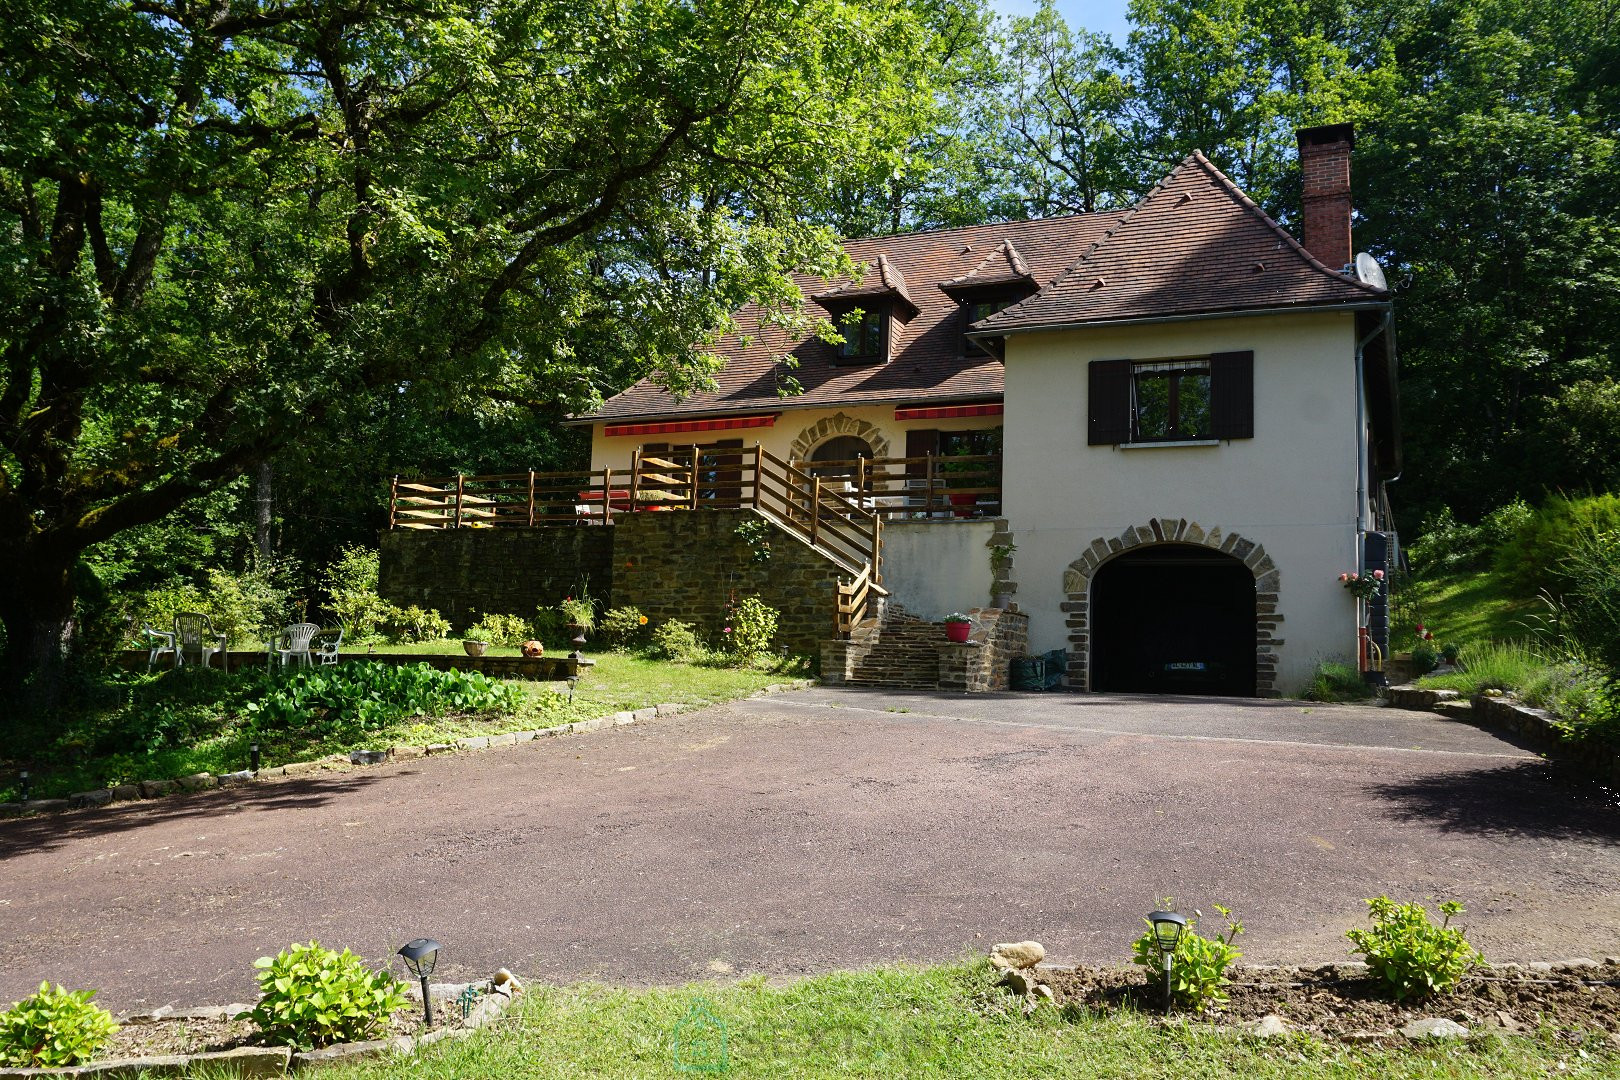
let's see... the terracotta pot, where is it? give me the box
[520,640,544,658]
[945,620,971,643]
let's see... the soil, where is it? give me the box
[102,1002,441,1060]
[1033,961,1620,1046]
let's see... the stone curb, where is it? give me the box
[0,679,816,820]
[1383,685,1620,785]
[0,978,520,1077]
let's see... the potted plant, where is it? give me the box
[944,612,973,643]
[989,542,1016,608]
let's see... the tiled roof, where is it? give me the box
[584,151,1387,424]
[584,216,1106,422]
[976,152,1385,335]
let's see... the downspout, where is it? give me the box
[1353,310,1392,558]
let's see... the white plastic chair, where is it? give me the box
[174,612,229,671]
[273,622,320,668]
[143,624,177,672]
[312,627,344,666]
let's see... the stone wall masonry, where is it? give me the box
[935,608,1029,692]
[1469,694,1620,785]
[612,509,848,657]
[379,527,615,632]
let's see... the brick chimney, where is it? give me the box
[1296,123,1355,271]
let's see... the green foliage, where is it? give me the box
[727,596,779,664]
[1417,641,1544,696]
[1495,494,1620,596]
[1408,502,1533,578]
[1302,661,1373,702]
[1522,660,1620,741]
[1346,898,1481,1001]
[0,983,119,1068]
[323,548,392,644]
[1410,642,1439,675]
[530,607,570,649]
[239,942,407,1051]
[1558,524,1620,671]
[135,562,296,647]
[465,613,532,649]
[555,589,597,634]
[650,620,705,663]
[384,605,451,645]
[733,518,774,564]
[243,663,521,736]
[1131,905,1244,1011]
[597,607,651,651]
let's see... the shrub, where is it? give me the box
[466,612,531,648]
[1521,659,1620,740]
[0,983,120,1067]
[1131,905,1244,1010]
[1302,660,1373,702]
[1408,501,1531,577]
[1346,897,1481,1000]
[597,606,651,650]
[727,595,778,664]
[243,662,522,734]
[238,942,408,1051]
[1559,524,1620,670]
[383,604,451,644]
[1496,493,1620,596]
[650,620,705,663]
[531,606,570,647]
[323,547,391,642]
[1410,642,1439,675]
[1416,641,1544,696]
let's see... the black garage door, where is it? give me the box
[1090,544,1257,696]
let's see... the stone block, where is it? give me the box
[350,749,389,765]
[392,745,427,760]
[188,1046,292,1077]
[216,771,256,789]
[456,736,490,751]
[140,778,181,798]
[280,760,325,777]
[110,784,141,802]
[70,788,115,808]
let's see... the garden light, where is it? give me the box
[249,742,260,774]
[566,676,578,703]
[17,770,29,803]
[398,938,442,1026]
[1147,910,1187,1013]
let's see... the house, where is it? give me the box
[383,124,1398,697]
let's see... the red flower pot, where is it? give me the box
[945,620,971,643]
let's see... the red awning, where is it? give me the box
[602,414,779,437]
[893,403,1003,421]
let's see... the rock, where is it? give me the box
[140,778,181,797]
[216,770,256,788]
[1528,961,1554,973]
[110,784,141,802]
[121,1005,175,1025]
[613,711,636,726]
[424,743,455,755]
[1554,958,1598,971]
[998,969,1034,995]
[1603,956,1620,967]
[292,1038,394,1067]
[176,772,216,792]
[1249,1014,1291,1039]
[492,968,522,994]
[990,941,1046,971]
[1494,1010,1522,1031]
[1400,1017,1468,1040]
[633,707,658,722]
[455,736,490,751]
[393,745,427,760]
[1033,984,1054,1002]
[487,733,519,747]
[187,1045,291,1077]
[70,788,114,808]
[280,759,324,777]
[350,749,389,765]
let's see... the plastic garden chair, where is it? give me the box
[312,627,344,666]
[143,624,177,672]
[173,612,229,671]
[273,622,320,668]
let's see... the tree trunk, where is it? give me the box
[0,547,79,729]
[255,460,273,564]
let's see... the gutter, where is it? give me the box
[566,391,1008,428]
[967,300,1392,341]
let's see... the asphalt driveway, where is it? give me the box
[3,687,1618,1010]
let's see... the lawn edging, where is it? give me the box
[0,679,816,821]
[1385,684,1620,784]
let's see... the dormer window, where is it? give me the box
[963,297,1014,353]
[836,307,885,361]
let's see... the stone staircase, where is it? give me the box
[844,609,943,690]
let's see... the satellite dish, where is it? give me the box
[1354,252,1388,291]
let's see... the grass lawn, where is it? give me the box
[1400,569,1541,649]
[302,964,1614,1080]
[4,652,807,803]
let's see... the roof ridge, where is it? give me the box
[940,238,1037,287]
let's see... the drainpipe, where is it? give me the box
[1353,311,1392,565]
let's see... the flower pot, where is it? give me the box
[463,640,490,657]
[945,620,971,643]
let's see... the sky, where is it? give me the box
[990,0,1135,42]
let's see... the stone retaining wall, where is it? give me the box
[936,608,1029,692]
[379,527,616,631]
[1469,694,1620,784]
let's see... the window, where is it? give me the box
[1088,351,1253,445]
[963,297,1013,352]
[1131,359,1211,441]
[836,308,885,360]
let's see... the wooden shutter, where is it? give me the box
[1087,359,1132,445]
[1210,350,1254,439]
[905,428,938,477]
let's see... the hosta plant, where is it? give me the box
[1347,897,1481,1000]
[0,982,120,1067]
[1131,904,1244,1010]
[238,942,409,1050]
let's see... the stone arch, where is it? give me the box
[1060,519,1281,697]
[787,411,892,463]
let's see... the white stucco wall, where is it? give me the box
[879,519,999,620]
[1001,312,1366,695]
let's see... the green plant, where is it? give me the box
[734,517,774,563]
[243,662,522,735]
[650,619,705,663]
[384,605,451,644]
[1302,660,1373,702]
[727,595,779,663]
[1346,898,1481,1000]
[1410,641,1439,674]
[1439,642,1461,664]
[0,983,120,1067]
[1338,569,1384,601]
[323,547,392,643]
[1495,493,1620,596]
[597,606,651,650]
[1130,905,1244,1010]
[556,588,597,633]
[944,612,972,624]
[466,612,531,648]
[238,942,408,1051]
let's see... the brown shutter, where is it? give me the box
[1088,359,1131,445]
[905,428,938,477]
[1210,350,1254,439]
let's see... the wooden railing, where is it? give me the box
[789,454,1002,519]
[390,469,624,529]
[836,562,875,638]
[752,448,881,580]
